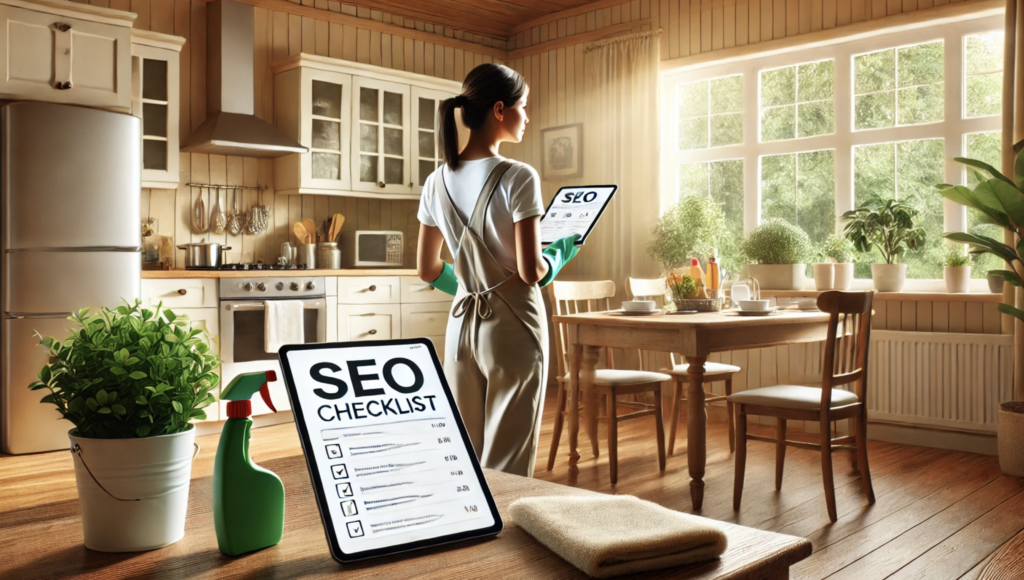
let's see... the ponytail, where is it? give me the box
[437,63,527,170]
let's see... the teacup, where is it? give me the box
[738,299,772,312]
[622,300,657,312]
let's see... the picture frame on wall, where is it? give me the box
[541,123,583,180]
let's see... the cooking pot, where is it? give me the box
[177,241,231,268]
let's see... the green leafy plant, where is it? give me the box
[742,219,812,264]
[842,198,926,264]
[647,195,726,269]
[935,151,1024,321]
[943,245,971,268]
[822,233,855,263]
[28,300,219,439]
[666,271,698,302]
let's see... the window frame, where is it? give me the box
[660,14,1003,281]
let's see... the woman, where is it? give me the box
[416,64,579,477]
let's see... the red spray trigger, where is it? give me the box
[260,370,278,413]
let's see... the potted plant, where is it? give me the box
[29,300,219,552]
[647,195,725,271]
[822,233,856,290]
[741,219,812,290]
[943,245,972,293]
[842,198,926,293]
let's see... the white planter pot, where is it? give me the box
[944,266,971,293]
[69,426,197,552]
[747,264,807,290]
[871,263,906,293]
[812,263,835,291]
[833,263,854,291]
[998,402,1024,478]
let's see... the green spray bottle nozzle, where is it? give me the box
[222,371,277,417]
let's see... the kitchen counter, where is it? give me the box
[142,268,419,279]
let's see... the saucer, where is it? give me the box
[610,309,663,316]
[734,308,777,317]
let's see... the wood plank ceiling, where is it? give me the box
[337,0,600,39]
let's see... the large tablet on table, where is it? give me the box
[539,185,617,245]
[278,339,502,563]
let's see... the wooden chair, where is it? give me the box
[728,291,876,522]
[628,277,741,454]
[546,280,671,484]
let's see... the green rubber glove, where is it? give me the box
[428,262,458,296]
[539,234,581,287]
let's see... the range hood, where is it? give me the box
[180,0,306,157]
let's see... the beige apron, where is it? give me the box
[434,160,549,477]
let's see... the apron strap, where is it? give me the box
[433,166,466,243]
[467,160,514,233]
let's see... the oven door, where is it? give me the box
[220,298,327,415]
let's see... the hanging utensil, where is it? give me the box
[210,186,227,235]
[191,186,209,234]
[227,188,244,236]
[246,186,269,234]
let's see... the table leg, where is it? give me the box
[580,345,601,458]
[568,343,582,473]
[686,356,707,510]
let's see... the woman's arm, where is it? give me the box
[514,216,550,285]
[417,224,446,282]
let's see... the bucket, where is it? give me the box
[69,426,198,552]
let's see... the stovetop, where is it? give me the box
[187,262,309,271]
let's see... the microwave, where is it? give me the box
[355,230,404,267]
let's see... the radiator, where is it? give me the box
[867,330,1014,434]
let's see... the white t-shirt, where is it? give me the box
[417,156,544,273]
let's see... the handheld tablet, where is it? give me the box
[278,339,503,563]
[539,185,618,245]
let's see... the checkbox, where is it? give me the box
[325,444,342,459]
[337,482,353,497]
[331,464,349,479]
[341,500,358,517]
[346,520,364,538]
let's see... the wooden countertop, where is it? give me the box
[142,268,418,279]
[0,424,812,579]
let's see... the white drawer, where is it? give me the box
[401,303,450,338]
[142,278,218,309]
[338,276,400,304]
[338,304,401,341]
[400,276,455,304]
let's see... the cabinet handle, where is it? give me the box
[368,285,377,291]
[368,329,377,335]
[177,289,188,296]
[53,22,72,32]
[54,82,72,90]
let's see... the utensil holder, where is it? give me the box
[318,242,340,270]
[298,243,316,268]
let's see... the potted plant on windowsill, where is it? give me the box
[741,219,812,290]
[647,195,725,273]
[943,244,972,293]
[842,198,926,293]
[820,233,855,291]
[29,300,219,552]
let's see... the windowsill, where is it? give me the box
[763,288,1003,302]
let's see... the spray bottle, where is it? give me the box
[214,370,284,556]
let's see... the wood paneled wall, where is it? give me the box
[109,0,500,269]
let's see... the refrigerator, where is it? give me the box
[1,102,141,454]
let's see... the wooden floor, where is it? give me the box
[534,392,1024,580]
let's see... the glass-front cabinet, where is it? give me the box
[131,30,184,188]
[271,54,461,200]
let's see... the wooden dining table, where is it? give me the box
[553,308,831,510]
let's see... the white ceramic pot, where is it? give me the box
[833,263,854,291]
[747,264,807,290]
[812,263,835,291]
[69,426,197,552]
[871,263,906,293]
[944,266,971,294]
[998,402,1024,477]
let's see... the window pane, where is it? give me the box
[419,130,434,158]
[312,119,340,151]
[966,74,1002,117]
[710,75,743,113]
[360,155,377,182]
[761,150,835,247]
[359,123,378,153]
[678,80,709,118]
[855,92,895,130]
[798,60,834,102]
[798,101,834,137]
[312,81,341,118]
[679,118,708,150]
[418,97,435,129]
[761,60,833,141]
[964,131,1004,278]
[761,106,795,141]
[383,127,403,156]
[898,41,944,87]
[965,32,1004,119]
[383,92,403,125]
[384,157,403,184]
[761,67,795,108]
[359,88,378,122]
[419,160,436,186]
[710,113,743,147]
[678,160,744,271]
[679,76,742,150]
[897,83,944,125]
[855,49,895,94]
[312,152,340,180]
[678,162,709,197]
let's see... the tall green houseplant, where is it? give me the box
[647,195,726,270]
[842,198,927,264]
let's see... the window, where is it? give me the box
[661,15,1004,281]
[964,130,1004,277]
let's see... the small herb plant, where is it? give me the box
[943,245,971,268]
[29,300,219,439]
[666,271,699,302]
[822,233,855,263]
[742,219,812,264]
[647,195,726,270]
[842,198,926,264]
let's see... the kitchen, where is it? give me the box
[4,0,1024,578]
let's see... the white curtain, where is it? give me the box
[568,31,662,289]
[1002,0,1024,399]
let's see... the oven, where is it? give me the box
[219,276,326,415]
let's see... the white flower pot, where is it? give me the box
[69,426,197,552]
[747,264,807,290]
[812,263,835,290]
[833,263,854,291]
[998,402,1024,477]
[944,266,971,293]
[871,263,906,293]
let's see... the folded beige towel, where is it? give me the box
[510,495,727,578]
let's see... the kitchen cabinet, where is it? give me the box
[141,278,218,309]
[131,30,184,188]
[338,275,401,304]
[0,0,133,110]
[401,303,449,360]
[270,54,461,200]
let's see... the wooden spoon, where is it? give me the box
[329,213,345,243]
[293,222,308,245]
[301,218,316,244]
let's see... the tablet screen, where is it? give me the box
[278,339,502,562]
[539,185,617,245]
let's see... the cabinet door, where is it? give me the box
[132,43,180,187]
[303,68,352,192]
[410,86,455,190]
[173,308,220,422]
[338,304,401,341]
[352,76,411,195]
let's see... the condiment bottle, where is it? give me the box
[707,250,721,299]
[690,258,708,299]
